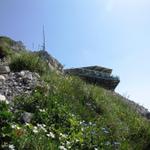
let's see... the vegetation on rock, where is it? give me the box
[9,52,49,75]
[0,36,150,150]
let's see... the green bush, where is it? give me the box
[9,52,49,75]
[0,102,13,149]
[0,46,13,59]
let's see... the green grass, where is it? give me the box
[0,36,14,46]
[0,36,21,61]
[9,52,49,75]
[0,36,50,75]
[1,71,150,150]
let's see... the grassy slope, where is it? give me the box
[0,37,150,150]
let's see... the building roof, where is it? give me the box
[81,66,112,74]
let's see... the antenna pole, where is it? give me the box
[43,25,46,51]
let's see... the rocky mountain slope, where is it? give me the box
[0,36,150,150]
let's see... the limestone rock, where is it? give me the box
[0,65,10,74]
[0,75,6,81]
[21,112,33,123]
[34,50,63,72]
[0,94,6,101]
[20,71,25,76]
[0,70,43,101]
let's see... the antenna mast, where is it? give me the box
[42,25,46,51]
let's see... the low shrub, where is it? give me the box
[9,52,49,75]
[0,46,13,59]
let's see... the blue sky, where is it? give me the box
[0,0,150,110]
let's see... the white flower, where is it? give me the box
[43,128,47,132]
[79,120,85,125]
[66,141,70,146]
[37,123,42,127]
[5,100,9,104]
[37,124,47,132]
[25,123,30,126]
[66,141,71,148]
[42,127,47,132]
[94,148,98,150]
[39,109,46,112]
[89,122,92,125]
[79,121,82,125]
[59,145,67,150]
[71,114,75,117]
[33,126,38,133]
[16,126,21,130]
[34,126,38,130]
[60,133,63,136]
[81,128,84,131]
[11,124,21,130]
[75,139,79,142]
[47,132,55,138]
[33,129,38,133]
[11,124,17,129]
[60,133,67,138]
[46,133,50,137]
[101,127,109,134]
[9,144,15,150]
[42,124,46,127]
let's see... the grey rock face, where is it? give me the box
[34,50,63,72]
[21,112,33,123]
[0,65,10,74]
[0,70,42,101]
[0,75,6,81]
[11,41,26,52]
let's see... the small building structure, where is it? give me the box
[65,66,120,91]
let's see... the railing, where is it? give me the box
[66,68,120,81]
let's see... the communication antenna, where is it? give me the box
[42,25,46,51]
[32,43,34,50]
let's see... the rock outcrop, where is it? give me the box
[0,36,26,52]
[0,36,64,73]
[0,68,42,102]
[0,65,10,74]
[34,50,63,73]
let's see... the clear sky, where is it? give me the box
[0,0,150,110]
